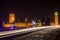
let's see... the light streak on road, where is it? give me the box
[0,26,60,38]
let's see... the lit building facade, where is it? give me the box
[3,12,32,28]
[15,22,32,28]
[3,12,43,28]
[54,11,59,25]
[37,20,42,26]
[9,12,15,23]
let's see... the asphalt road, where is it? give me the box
[0,27,51,38]
[0,26,60,40]
[14,27,60,40]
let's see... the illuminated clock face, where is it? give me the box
[55,12,58,16]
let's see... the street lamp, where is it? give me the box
[32,21,37,27]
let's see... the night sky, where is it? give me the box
[0,0,60,22]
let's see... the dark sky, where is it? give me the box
[0,0,60,22]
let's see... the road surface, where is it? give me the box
[0,26,60,40]
[14,26,60,40]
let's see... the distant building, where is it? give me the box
[3,13,32,28]
[37,20,42,27]
[41,18,50,26]
[15,22,32,28]
[50,11,59,26]
[24,17,29,22]
[9,12,15,24]
[54,11,59,25]
[50,21,55,26]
